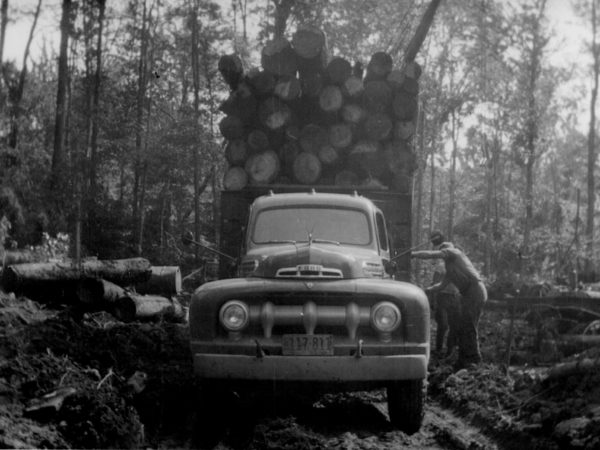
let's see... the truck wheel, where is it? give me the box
[191,383,226,449]
[386,379,426,434]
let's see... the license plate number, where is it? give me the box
[282,334,333,356]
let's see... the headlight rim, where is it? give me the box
[219,300,250,331]
[370,301,401,333]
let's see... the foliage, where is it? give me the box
[0,0,596,284]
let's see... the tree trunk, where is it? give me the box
[133,0,149,251]
[403,0,443,64]
[0,0,7,91]
[190,0,201,262]
[87,0,105,249]
[587,0,599,273]
[7,0,41,149]
[447,109,458,240]
[50,0,74,192]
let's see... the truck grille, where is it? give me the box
[275,264,343,279]
[247,301,370,340]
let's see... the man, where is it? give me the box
[430,265,460,357]
[412,231,488,369]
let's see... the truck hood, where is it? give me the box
[242,243,385,279]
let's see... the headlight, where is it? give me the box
[371,302,401,334]
[219,300,249,331]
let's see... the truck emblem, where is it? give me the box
[306,282,314,289]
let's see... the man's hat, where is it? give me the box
[430,230,444,246]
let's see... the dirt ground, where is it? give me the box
[1,289,600,449]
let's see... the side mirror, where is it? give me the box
[383,259,396,276]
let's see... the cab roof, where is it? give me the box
[251,191,379,213]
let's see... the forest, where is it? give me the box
[0,0,598,290]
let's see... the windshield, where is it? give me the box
[252,206,372,245]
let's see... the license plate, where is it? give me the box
[282,334,333,356]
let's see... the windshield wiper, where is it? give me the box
[264,239,297,244]
[312,238,340,245]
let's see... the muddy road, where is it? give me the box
[178,394,501,450]
[2,292,598,449]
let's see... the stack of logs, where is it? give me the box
[218,25,420,192]
[1,258,186,323]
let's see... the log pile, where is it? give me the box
[0,258,186,323]
[218,26,420,192]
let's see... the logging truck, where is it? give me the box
[188,185,430,439]
[189,26,430,444]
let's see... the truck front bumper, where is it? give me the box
[193,353,427,382]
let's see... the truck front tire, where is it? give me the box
[386,379,426,434]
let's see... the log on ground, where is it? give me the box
[113,293,186,323]
[135,266,182,296]
[2,258,152,292]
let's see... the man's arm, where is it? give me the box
[411,250,444,260]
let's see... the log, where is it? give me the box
[317,144,339,166]
[2,258,152,292]
[363,80,393,112]
[402,77,419,95]
[245,150,280,184]
[77,278,126,306]
[135,266,182,296]
[300,71,324,98]
[223,166,248,190]
[225,139,248,166]
[218,115,245,140]
[299,123,329,154]
[219,83,257,123]
[395,120,416,140]
[292,25,328,74]
[318,85,343,113]
[293,152,322,184]
[258,97,292,131]
[386,70,405,90]
[329,122,353,149]
[247,129,270,152]
[274,75,302,102]
[404,61,422,80]
[218,54,244,90]
[335,170,360,186]
[348,140,386,177]
[261,37,298,76]
[366,51,393,80]
[2,249,41,266]
[285,124,301,141]
[246,68,276,97]
[392,90,418,120]
[341,103,365,124]
[278,140,301,175]
[544,357,600,382]
[384,140,417,174]
[363,112,393,141]
[292,25,327,59]
[360,177,388,190]
[326,56,352,85]
[342,75,364,98]
[113,293,185,323]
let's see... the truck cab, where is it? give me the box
[189,189,430,440]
